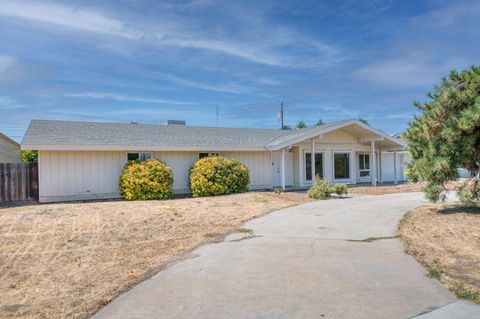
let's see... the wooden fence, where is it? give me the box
[0,163,38,203]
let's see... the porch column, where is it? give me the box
[393,151,397,184]
[311,138,315,182]
[379,151,383,183]
[280,148,286,190]
[371,140,377,186]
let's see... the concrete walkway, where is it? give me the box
[93,192,480,319]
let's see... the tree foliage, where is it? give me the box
[22,150,38,163]
[403,66,480,205]
[315,119,324,126]
[358,118,369,125]
[296,120,307,129]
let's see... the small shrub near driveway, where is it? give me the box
[332,183,348,197]
[189,156,250,197]
[308,176,348,199]
[119,158,174,200]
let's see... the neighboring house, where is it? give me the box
[0,131,21,163]
[21,119,410,203]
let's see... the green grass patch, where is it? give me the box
[426,266,442,280]
[346,235,399,243]
[452,282,480,304]
[235,228,253,234]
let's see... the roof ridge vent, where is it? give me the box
[165,120,186,126]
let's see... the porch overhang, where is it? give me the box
[265,119,407,151]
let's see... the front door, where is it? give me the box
[272,151,293,187]
[357,153,371,182]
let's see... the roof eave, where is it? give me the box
[21,144,268,152]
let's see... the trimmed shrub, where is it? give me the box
[119,158,174,200]
[332,183,348,197]
[308,176,332,199]
[189,156,249,197]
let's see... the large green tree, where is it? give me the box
[403,66,480,205]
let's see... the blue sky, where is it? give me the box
[0,0,478,141]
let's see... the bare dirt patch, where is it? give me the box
[0,191,311,319]
[349,180,462,196]
[399,203,480,303]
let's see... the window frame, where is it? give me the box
[126,152,152,163]
[332,151,353,181]
[358,153,370,177]
[303,150,324,183]
[198,152,219,159]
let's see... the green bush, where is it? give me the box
[22,150,38,163]
[308,176,332,199]
[119,158,174,200]
[308,176,348,199]
[332,183,348,197]
[189,156,250,197]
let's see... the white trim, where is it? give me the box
[280,148,285,190]
[332,150,354,183]
[371,140,377,186]
[357,153,371,182]
[22,144,267,151]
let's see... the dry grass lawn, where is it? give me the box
[0,192,311,319]
[399,203,480,303]
[349,180,462,196]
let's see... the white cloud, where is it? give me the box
[154,72,253,94]
[0,54,16,73]
[64,92,195,105]
[353,57,468,88]
[0,1,139,39]
[0,1,340,68]
[0,95,24,109]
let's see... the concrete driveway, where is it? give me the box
[93,192,479,319]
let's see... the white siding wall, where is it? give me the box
[222,151,272,189]
[38,150,273,202]
[153,151,198,192]
[0,138,21,163]
[38,151,126,202]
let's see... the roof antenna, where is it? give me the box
[216,105,219,127]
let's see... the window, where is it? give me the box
[359,154,370,177]
[127,152,152,162]
[334,153,350,179]
[199,152,219,159]
[305,152,323,181]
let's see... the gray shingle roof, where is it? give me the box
[21,119,405,151]
[21,120,291,150]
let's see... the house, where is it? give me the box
[21,119,410,203]
[0,131,21,163]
